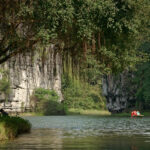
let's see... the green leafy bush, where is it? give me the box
[30,88,66,115]
[132,42,150,110]
[62,74,106,110]
[0,116,31,140]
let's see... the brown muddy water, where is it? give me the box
[0,116,150,150]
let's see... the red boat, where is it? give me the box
[131,110,144,117]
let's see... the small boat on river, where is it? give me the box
[131,110,144,117]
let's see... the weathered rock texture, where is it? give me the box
[102,72,136,112]
[0,45,63,112]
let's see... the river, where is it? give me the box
[0,116,150,149]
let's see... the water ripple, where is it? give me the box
[23,116,150,137]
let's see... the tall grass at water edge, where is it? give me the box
[0,116,31,141]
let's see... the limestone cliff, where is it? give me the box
[102,72,136,113]
[0,45,63,112]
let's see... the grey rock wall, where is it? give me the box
[0,45,63,112]
[102,72,135,113]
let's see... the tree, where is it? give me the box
[0,0,149,73]
[0,0,36,64]
[133,41,150,110]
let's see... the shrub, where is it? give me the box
[0,116,31,140]
[30,88,66,115]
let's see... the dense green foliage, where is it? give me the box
[0,0,36,64]
[30,88,66,115]
[62,73,106,110]
[34,0,149,73]
[0,0,149,71]
[0,116,31,140]
[132,42,150,110]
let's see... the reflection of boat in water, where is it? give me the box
[131,111,144,117]
[131,145,138,150]
[136,115,144,117]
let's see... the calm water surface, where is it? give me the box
[0,116,150,150]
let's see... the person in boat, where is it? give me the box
[137,110,141,116]
[131,110,143,117]
[0,109,9,117]
[131,110,137,117]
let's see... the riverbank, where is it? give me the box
[66,109,111,116]
[19,112,43,117]
[0,116,31,141]
[111,111,150,117]
[18,109,111,116]
[13,110,150,117]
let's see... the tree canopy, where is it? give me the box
[133,41,150,109]
[0,0,149,73]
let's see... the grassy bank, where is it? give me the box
[0,116,31,141]
[66,108,111,116]
[142,112,150,117]
[111,112,131,117]
[17,109,111,116]
[19,112,43,117]
[18,110,150,117]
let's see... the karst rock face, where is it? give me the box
[0,45,63,112]
[102,73,135,113]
